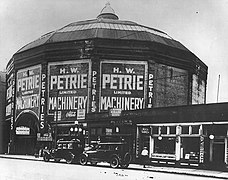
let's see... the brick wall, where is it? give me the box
[153,64,189,107]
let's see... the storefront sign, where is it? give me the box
[105,128,112,135]
[100,60,147,112]
[16,126,30,135]
[16,65,41,118]
[151,154,176,160]
[110,119,132,125]
[140,127,150,134]
[37,133,52,141]
[199,136,204,163]
[77,109,86,120]
[109,108,122,117]
[48,60,90,120]
[136,127,140,158]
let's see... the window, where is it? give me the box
[161,126,167,134]
[152,126,159,134]
[182,126,189,134]
[97,128,103,135]
[91,128,96,135]
[181,137,200,160]
[154,137,175,154]
[191,125,200,134]
[169,126,176,134]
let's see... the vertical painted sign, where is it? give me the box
[6,73,14,119]
[90,61,99,113]
[147,73,154,108]
[16,65,41,119]
[48,60,90,121]
[199,136,204,163]
[6,61,15,132]
[40,64,47,130]
[100,60,147,112]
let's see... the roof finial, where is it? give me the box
[97,2,119,20]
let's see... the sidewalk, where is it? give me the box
[0,154,228,179]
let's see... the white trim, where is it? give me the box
[225,137,228,164]
[137,121,228,126]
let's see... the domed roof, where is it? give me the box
[97,2,119,20]
[16,3,188,53]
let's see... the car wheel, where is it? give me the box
[43,153,50,162]
[123,153,132,167]
[110,156,119,168]
[79,154,88,165]
[120,153,131,168]
[66,153,74,164]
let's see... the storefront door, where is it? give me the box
[212,141,225,169]
[15,136,36,155]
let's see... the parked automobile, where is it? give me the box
[43,139,84,164]
[79,142,132,168]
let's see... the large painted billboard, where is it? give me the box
[16,65,41,119]
[100,60,147,112]
[48,60,90,121]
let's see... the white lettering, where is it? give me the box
[102,74,144,90]
[17,75,39,91]
[49,96,87,111]
[50,74,88,90]
[100,96,144,111]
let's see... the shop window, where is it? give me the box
[152,126,159,135]
[142,135,150,150]
[181,137,199,161]
[182,126,189,134]
[191,125,200,134]
[97,128,103,135]
[106,128,112,135]
[169,126,176,134]
[154,137,175,154]
[161,126,167,134]
[91,128,96,135]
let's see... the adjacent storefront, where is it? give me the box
[137,122,228,169]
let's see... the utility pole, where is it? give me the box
[217,74,220,103]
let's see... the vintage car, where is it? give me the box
[43,139,84,164]
[79,142,132,168]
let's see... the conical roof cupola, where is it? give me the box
[97,2,119,20]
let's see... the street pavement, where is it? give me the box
[0,154,228,179]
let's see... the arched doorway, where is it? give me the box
[14,113,39,155]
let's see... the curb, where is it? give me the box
[0,155,43,162]
[0,155,228,179]
[137,165,228,179]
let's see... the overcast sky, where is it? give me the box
[0,0,228,104]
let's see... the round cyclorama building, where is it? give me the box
[6,4,207,155]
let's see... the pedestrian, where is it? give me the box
[141,147,149,168]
